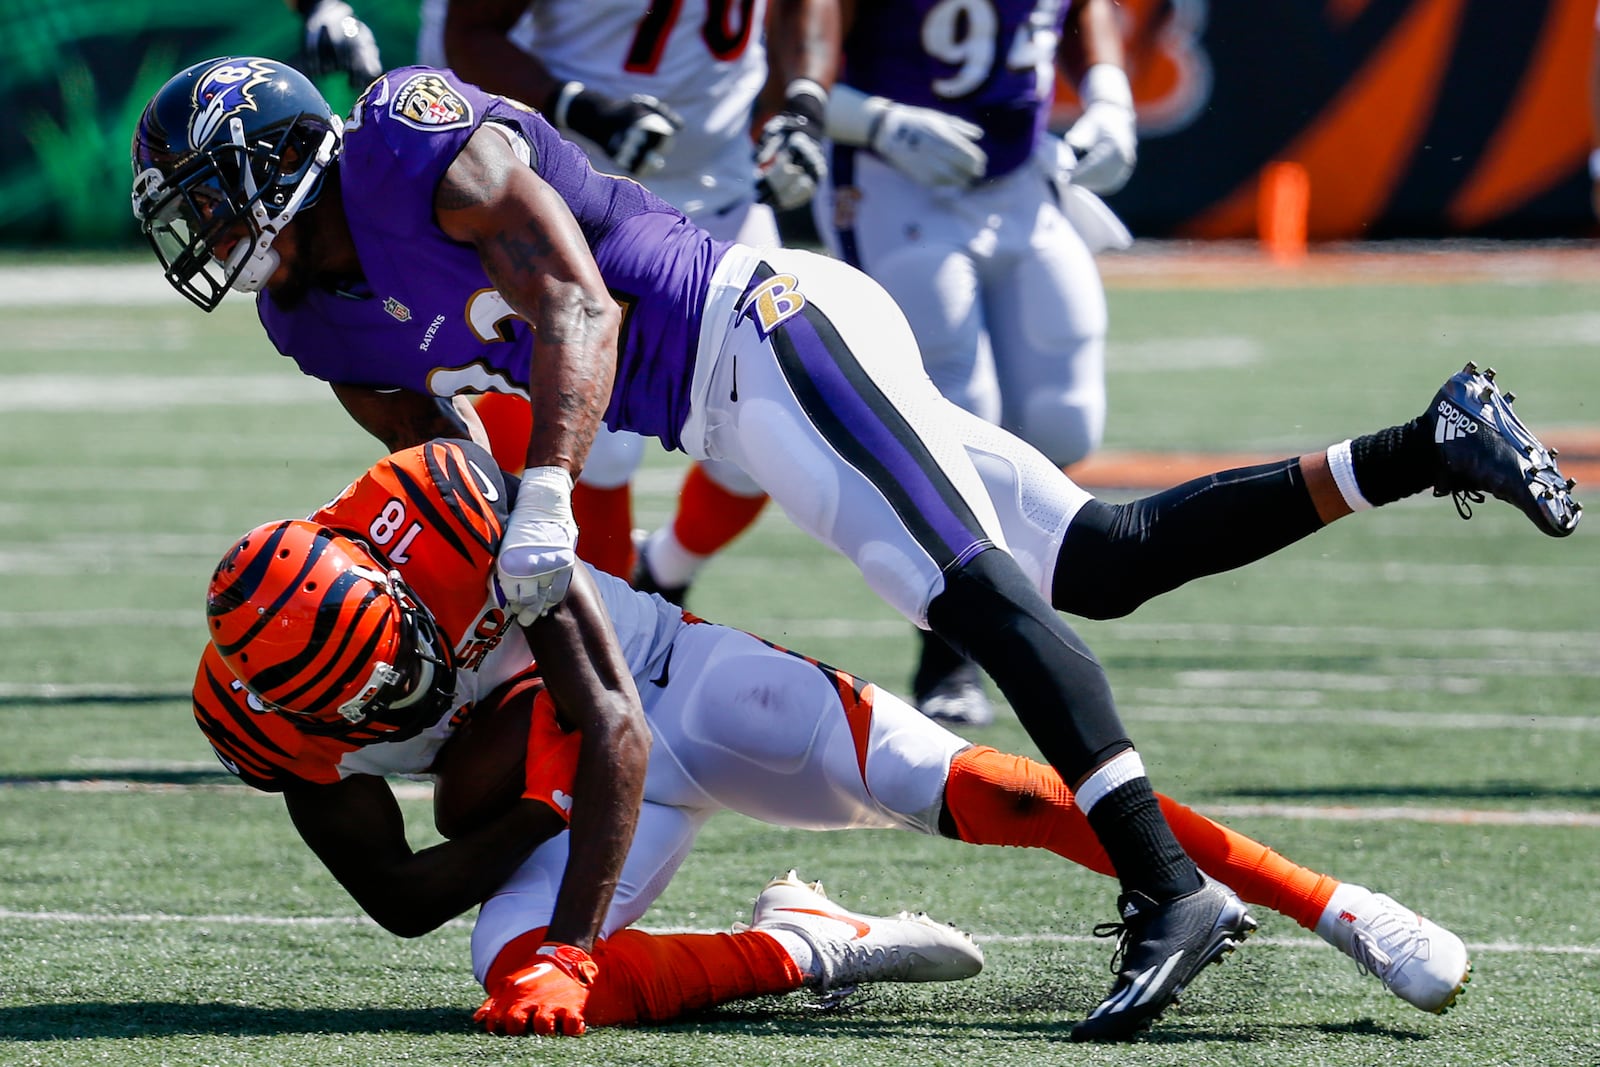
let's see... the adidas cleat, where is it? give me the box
[915,660,995,727]
[742,870,984,994]
[1071,874,1256,1043]
[1316,884,1472,1014]
[1428,361,1581,537]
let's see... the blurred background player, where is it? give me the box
[288,0,383,88]
[813,0,1137,726]
[432,0,838,594]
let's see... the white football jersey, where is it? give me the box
[420,0,770,216]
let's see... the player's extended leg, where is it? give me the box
[650,627,1467,1018]
[924,365,1583,622]
[689,255,1248,1038]
[633,458,768,606]
[940,745,1471,1014]
[1053,362,1582,619]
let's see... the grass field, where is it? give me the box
[1,249,1597,1066]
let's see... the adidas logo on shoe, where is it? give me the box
[1433,400,1477,442]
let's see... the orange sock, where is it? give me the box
[470,393,532,475]
[943,746,1338,929]
[672,462,768,556]
[572,482,636,578]
[484,927,804,1028]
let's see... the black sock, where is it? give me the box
[1085,777,1203,901]
[1350,418,1435,506]
[1052,459,1321,621]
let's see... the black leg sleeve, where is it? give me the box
[1053,458,1324,620]
[928,548,1131,782]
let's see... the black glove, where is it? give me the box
[300,0,383,89]
[755,80,828,211]
[553,81,684,177]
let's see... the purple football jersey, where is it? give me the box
[258,66,734,450]
[843,0,1067,179]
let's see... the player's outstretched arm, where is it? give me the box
[438,126,619,623]
[518,565,651,953]
[284,774,566,938]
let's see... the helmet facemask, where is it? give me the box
[133,114,340,311]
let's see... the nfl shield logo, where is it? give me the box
[383,297,412,323]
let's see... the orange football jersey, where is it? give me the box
[192,440,539,791]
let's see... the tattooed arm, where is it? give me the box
[434,126,619,479]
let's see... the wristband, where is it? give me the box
[824,84,889,147]
[552,81,586,131]
[783,78,828,127]
[514,465,575,524]
[1079,63,1133,109]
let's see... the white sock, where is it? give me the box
[642,526,708,587]
[1073,750,1147,815]
[1325,440,1374,512]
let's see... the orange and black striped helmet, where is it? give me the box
[206,519,456,740]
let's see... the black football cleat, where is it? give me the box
[1071,874,1256,1043]
[1428,362,1581,537]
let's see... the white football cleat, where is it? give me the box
[1316,883,1472,1013]
[743,870,984,993]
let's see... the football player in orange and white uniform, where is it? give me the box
[194,438,1471,1036]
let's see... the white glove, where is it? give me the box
[756,80,829,211]
[495,466,578,625]
[301,0,383,89]
[827,85,986,189]
[1035,135,1132,253]
[1063,64,1137,195]
[553,82,683,178]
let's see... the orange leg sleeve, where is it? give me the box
[470,393,532,476]
[585,928,804,1026]
[483,926,804,1028]
[943,746,1338,930]
[671,462,769,557]
[572,481,636,578]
